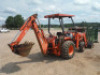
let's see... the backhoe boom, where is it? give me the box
[8,14,48,56]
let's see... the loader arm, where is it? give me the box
[8,14,48,56]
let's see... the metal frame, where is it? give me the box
[47,17,75,34]
[59,17,64,33]
[71,17,75,26]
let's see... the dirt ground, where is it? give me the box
[0,30,100,75]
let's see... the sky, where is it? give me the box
[0,0,100,25]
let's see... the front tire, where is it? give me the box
[78,42,85,52]
[87,41,93,48]
[61,41,75,59]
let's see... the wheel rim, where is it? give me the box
[68,45,74,56]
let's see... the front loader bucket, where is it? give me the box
[9,42,34,57]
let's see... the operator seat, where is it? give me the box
[57,32,64,37]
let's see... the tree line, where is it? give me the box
[41,22,100,28]
[4,14,100,29]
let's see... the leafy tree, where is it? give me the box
[14,15,24,28]
[5,16,14,28]
[5,14,24,29]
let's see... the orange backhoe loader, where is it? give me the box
[8,14,92,59]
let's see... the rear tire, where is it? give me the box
[61,41,75,59]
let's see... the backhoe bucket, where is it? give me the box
[9,42,34,57]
